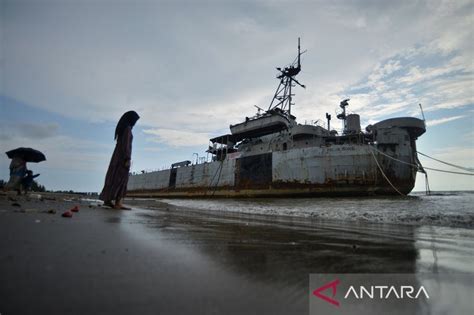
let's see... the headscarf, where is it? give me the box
[115,111,140,140]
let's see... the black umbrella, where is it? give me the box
[6,147,46,163]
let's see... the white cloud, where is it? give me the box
[426,115,465,127]
[143,128,210,147]
[142,147,165,153]
[430,146,474,164]
[2,0,472,133]
[330,36,473,126]
[0,123,59,140]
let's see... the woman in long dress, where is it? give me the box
[99,111,140,209]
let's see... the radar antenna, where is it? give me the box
[268,37,306,116]
[336,98,350,130]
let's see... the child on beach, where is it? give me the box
[21,170,40,194]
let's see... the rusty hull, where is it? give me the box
[127,143,418,198]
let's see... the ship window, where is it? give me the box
[283,143,287,151]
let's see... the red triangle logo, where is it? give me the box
[312,279,340,307]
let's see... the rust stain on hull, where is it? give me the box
[127,179,414,198]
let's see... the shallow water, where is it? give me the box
[122,201,474,314]
[155,191,474,275]
[160,191,474,228]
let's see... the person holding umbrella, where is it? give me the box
[99,111,139,209]
[5,147,46,195]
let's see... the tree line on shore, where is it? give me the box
[0,179,98,195]
[0,179,46,192]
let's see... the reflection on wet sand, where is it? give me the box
[125,201,420,312]
[415,225,474,273]
[127,202,473,314]
[136,206,418,274]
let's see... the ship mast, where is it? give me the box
[268,37,306,116]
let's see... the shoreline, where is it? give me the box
[129,192,474,229]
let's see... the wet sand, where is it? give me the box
[0,193,472,314]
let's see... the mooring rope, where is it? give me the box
[424,172,431,195]
[369,148,405,196]
[370,147,474,176]
[371,147,420,169]
[204,159,224,197]
[420,167,474,176]
[211,160,224,196]
[417,151,474,173]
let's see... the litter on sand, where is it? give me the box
[61,211,73,218]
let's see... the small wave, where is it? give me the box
[411,191,474,197]
[160,192,474,229]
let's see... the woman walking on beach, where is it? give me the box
[100,111,140,209]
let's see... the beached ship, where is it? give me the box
[127,39,426,197]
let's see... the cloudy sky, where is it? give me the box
[1,0,473,192]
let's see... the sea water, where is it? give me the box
[122,191,474,313]
[160,191,474,275]
[160,191,474,229]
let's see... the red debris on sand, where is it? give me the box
[71,205,79,212]
[62,211,73,218]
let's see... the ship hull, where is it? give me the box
[127,144,417,198]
